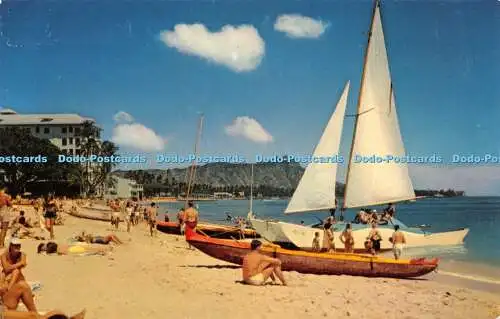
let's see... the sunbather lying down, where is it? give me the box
[37,242,111,256]
[73,232,123,245]
[11,225,46,241]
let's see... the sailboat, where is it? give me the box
[249,0,469,252]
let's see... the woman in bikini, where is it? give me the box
[43,196,57,240]
[339,223,355,253]
[74,232,123,245]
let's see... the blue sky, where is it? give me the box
[0,0,499,194]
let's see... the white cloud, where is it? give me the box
[159,23,265,72]
[409,165,500,196]
[225,116,273,143]
[111,112,166,151]
[274,14,328,39]
[113,111,134,123]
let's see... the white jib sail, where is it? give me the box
[285,81,350,214]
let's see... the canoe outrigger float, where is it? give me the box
[156,220,259,239]
[185,227,439,279]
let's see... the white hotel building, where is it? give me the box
[0,108,103,195]
[0,108,98,156]
[0,108,145,198]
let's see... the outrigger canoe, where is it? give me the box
[157,221,260,240]
[185,227,439,278]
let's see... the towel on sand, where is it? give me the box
[28,281,42,292]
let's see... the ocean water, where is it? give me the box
[158,196,500,269]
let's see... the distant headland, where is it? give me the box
[112,162,465,199]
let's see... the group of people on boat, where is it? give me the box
[353,203,395,225]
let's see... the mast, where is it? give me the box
[342,0,380,210]
[185,114,204,207]
[249,164,254,213]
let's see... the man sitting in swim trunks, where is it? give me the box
[242,240,287,286]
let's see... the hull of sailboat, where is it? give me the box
[278,222,469,252]
[248,217,293,244]
[185,228,438,278]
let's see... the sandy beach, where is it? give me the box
[6,205,500,319]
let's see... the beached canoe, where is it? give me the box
[185,227,439,278]
[67,207,123,222]
[157,221,259,239]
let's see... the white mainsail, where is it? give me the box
[284,81,350,214]
[344,4,415,208]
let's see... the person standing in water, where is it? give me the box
[389,225,406,260]
[339,223,355,253]
[322,219,335,253]
[0,188,13,248]
[367,223,382,255]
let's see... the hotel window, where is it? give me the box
[69,137,73,144]
[75,127,81,134]
[43,127,49,134]
[68,149,73,155]
[35,126,40,133]
[62,138,67,146]
[75,138,81,146]
[62,127,67,133]
[68,127,73,133]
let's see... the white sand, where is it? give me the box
[6,206,500,319]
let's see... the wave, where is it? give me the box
[438,270,500,285]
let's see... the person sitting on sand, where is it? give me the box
[74,232,123,245]
[367,223,382,255]
[312,232,320,252]
[16,211,32,228]
[37,242,110,256]
[339,223,354,253]
[389,225,406,260]
[242,240,287,286]
[1,239,29,293]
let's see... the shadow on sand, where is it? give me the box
[180,264,240,270]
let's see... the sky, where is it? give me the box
[0,0,499,195]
